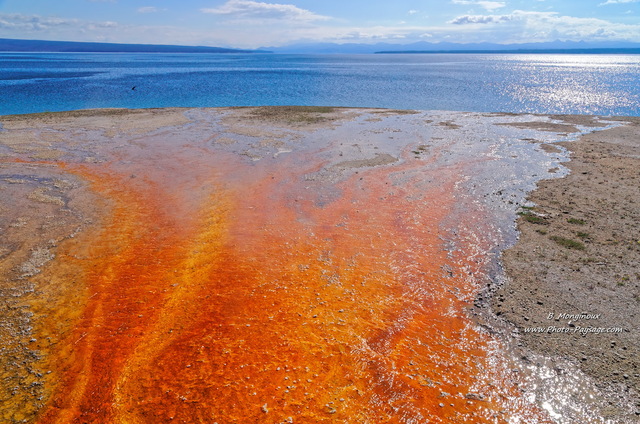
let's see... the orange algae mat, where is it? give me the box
[0,108,560,423]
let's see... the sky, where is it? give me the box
[0,0,638,48]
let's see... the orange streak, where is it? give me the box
[33,135,552,423]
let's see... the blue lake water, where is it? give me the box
[1,52,639,116]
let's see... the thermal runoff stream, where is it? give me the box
[0,107,613,423]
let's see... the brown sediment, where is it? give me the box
[495,121,579,133]
[227,105,354,128]
[332,153,398,170]
[495,117,640,420]
[437,121,461,130]
[1,107,593,423]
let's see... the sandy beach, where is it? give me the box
[0,107,637,423]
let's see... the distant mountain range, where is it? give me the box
[0,38,269,54]
[1,38,639,55]
[264,40,640,54]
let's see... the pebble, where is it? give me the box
[465,393,485,401]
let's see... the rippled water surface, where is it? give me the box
[1,53,639,115]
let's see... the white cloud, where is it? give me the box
[452,0,506,12]
[446,10,640,43]
[201,0,330,22]
[1,9,639,49]
[0,13,117,32]
[137,7,159,14]
[0,13,188,44]
[408,10,419,15]
[600,0,639,4]
[449,14,513,24]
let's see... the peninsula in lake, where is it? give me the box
[0,38,270,54]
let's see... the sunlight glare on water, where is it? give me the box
[496,54,640,115]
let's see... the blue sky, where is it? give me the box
[0,0,638,48]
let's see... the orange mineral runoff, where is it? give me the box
[0,107,593,423]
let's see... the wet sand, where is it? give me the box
[0,107,637,423]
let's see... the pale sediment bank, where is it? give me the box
[0,107,637,423]
[493,116,640,421]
